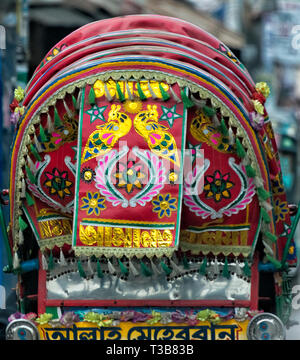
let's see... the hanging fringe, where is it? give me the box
[46,113,54,133]
[159,83,170,101]
[180,88,194,108]
[118,259,129,276]
[169,258,182,275]
[25,191,34,206]
[88,87,96,106]
[30,144,42,162]
[87,257,94,275]
[222,257,231,279]
[20,178,26,199]
[39,124,48,143]
[125,81,134,100]
[257,187,271,201]
[128,259,139,277]
[243,260,252,277]
[59,248,68,267]
[261,200,273,212]
[253,176,264,188]
[228,127,235,145]
[107,259,117,275]
[261,207,271,224]
[235,138,246,158]
[182,255,190,270]
[18,216,28,231]
[97,259,104,278]
[265,254,282,269]
[265,231,278,243]
[116,82,125,102]
[235,260,242,276]
[190,94,206,108]
[203,105,216,117]
[136,82,147,101]
[25,165,37,185]
[213,257,219,276]
[18,229,24,245]
[41,253,48,270]
[150,258,161,276]
[13,252,20,269]
[72,95,78,110]
[54,107,63,128]
[33,134,43,153]
[219,118,229,136]
[160,260,172,276]
[48,251,54,271]
[140,260,152,277]
[245,164,256,178]
[77,259,86,278]
[104,83,113,101]
[147,81,158,99]
[211,114,221,128]
[199,256,207,275]
[169,86,181,103]
[63,99,73,117]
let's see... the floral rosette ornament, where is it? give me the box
[9,86,25,126]
[250,82,270,130]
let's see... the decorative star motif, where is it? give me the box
[159,105,182,127]
[85,104,107,123]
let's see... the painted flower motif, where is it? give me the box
[43,168,73,199]
[46,44,67,62]
[152,193,177,218]
[274,198,289,223]
[80,167,96,184]
[204,170,234,202]
[81,192,106,215]
[113,160,146,194]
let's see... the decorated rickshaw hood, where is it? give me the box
[8,15,296,269]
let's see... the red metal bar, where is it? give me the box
[249,252,259,310]
[37,251,47,314]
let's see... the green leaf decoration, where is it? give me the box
[97,259,104,278]
[77,259,86,278]
[222,257,231,279]
[136,83,147,101]
[180,88,194,108]
[199,256,207,275]
[25,192,35,206]
[160,261,172,276]
[88,87,96,105]
[118,259,129,275]
[140,260,152,277]
[18,216,28,231]
[159,83,170,101]
[235,138,246,158]
[116,82,125,102]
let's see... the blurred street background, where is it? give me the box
[1,0,300,339]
